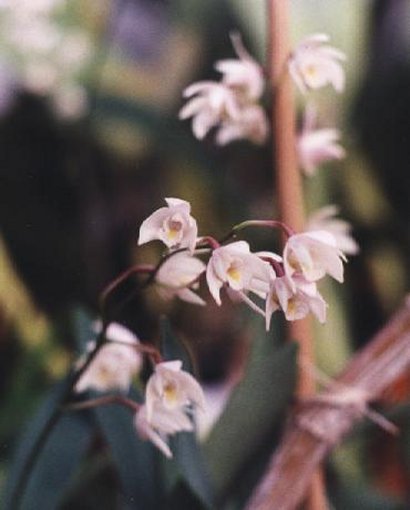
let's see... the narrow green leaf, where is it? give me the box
[162,479,210,510]
[167,432,214,509]
[204,336,297,498]
[69,306,96,353]
[93,398,161,510]
[159,317,194,371]
[3,378,92,510]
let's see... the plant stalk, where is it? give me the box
[269,1,327,508]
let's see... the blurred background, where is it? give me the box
[0,0,409,508]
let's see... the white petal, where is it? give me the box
[176,288,206,306]
[138,207,171,245]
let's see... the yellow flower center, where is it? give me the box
[163,382,178,404]
[287,298,297,315]
[227,263,242,283]
[305,64,318,78]
[166,220,182,241]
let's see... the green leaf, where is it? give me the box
[159,317,195,373]
[69,306,96,353]
[203,335,298,499]
[3,378,92,510]
[93,398,161,510]
[162,480,210,510]
[167,432,214,509]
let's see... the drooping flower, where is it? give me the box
[75,322,142,393]
[306,205,359,256]
[265,275,327,330]
[145,360,206,421]
[156,252,206,305]
[215,32,265,102]
[297,106,345,176]
[135,403,193,458]
[138,198,198,252]
[283,231,346,283]
[206,241,273,306]
[288,33,346,94]
[179,81,240,140]
[216,104,269,145]
[179,32,269,146]
[298,127,345,176]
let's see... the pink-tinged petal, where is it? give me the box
[304,230,338,247]
[138,198,198,251]
[265,288,281,331]
[307,205,359,256]
[288,60,308,94]
[178,96,208,120]
[176,370,207,410]
[138,207,171,245]
[134,407,173,458]
[284,231,345,283]
[256,251,283,263]
[182,81,220,98]
[226,240,251,253]
[192,110,217,139]
[206,260,223,305]
[301,33,330,46]
[217,105,269,146]
[230,31,255,62]
[164,197,190,210]
[309,293,327,323]
[216,122,244,146]
[289,34,346,94]
[319,46,347,61]
[157,360,183,372]
[326,61,346,92]
[216,32,265,101]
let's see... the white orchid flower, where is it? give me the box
[283,231,346,283]
[266,275,327,330]
[138,198,198,253]
[306,205,359,256]
[156,252,206,306]
[206,241,273,306]
[145,360,205,421]
[75,323,142,393]
[289,33,346,94]
[179,81,240,140]
[297,106,345,176]
[216,104,269,146]
[215,32,265,102]
[134,403,193,459]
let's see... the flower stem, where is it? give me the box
[269,1,327,509]
[66,394,140,414]
[232,219,295,238]
[100,264,155,313]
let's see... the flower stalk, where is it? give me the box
[269,0,326,508]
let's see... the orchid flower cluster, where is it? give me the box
[75,321,206,459]
[180,31,347,177]
[137,197,357,329]
[0,0,94,118]
[179,33,269,145]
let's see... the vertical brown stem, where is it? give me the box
[269,1,327,508]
